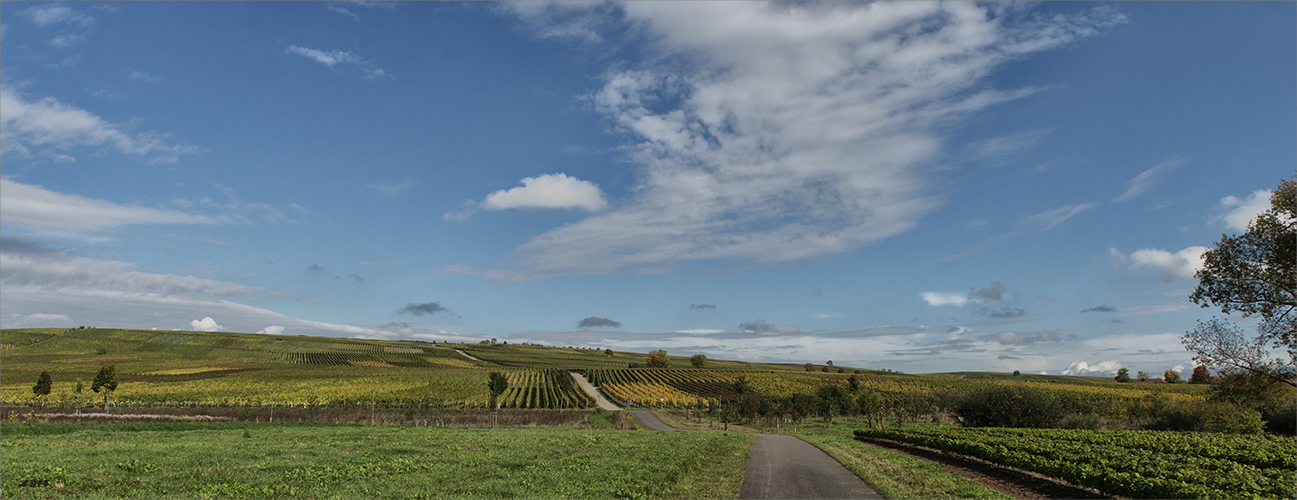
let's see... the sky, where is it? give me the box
[2,1,1294,376]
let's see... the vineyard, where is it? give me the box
[855,427,1296,498]
[2,327,1208,413]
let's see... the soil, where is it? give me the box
[855,437,1110,499]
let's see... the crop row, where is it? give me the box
[855,427,1296,499]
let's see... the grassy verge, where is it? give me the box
[797,433,1009,500]
[2,422,756,499]
[652,410,1007,499]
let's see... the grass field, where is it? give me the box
[1,421,755,499]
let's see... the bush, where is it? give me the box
[1164,370,1182,384]
[956,385,1067,428]
[1151,401,1264,434]
[646,350,670,368]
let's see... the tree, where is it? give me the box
[1188,176,1296,384]
[646,349,671,368]
[487,372,508,410]
[1164,370,1182,384]
[732,374,753,395]
[1190,365,1213,384]
[91,365,118,410]
[690,354,707,368]
[1136,370,1150,381]
[1185,318,1296,388]
[33,371,52,399]
[816,384,853,427]
[604,348,614,356]
[847,374,860,392]
[804,363,814,372]
[1114,367,1131,383]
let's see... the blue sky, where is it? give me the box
[2,1,1293,376]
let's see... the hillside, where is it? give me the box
[1,327,1205,408]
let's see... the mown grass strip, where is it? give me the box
[795,433,1010,500]
[2,423,755,499]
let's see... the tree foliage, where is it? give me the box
[487,371,508,410]
[646,349,670,368]
[1188,176,1296,383]
[690,354,707,368]
[1163,370,1182,384]
[1185,318,1295,387]
[1190,365,1212,384]
[91,365,118,409]
[32,371,52,396]
[1114,367,1130,383]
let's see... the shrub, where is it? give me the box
[1164,370,1182,384]
[1151,401,1264,434]
[956,385,1067,428]
[690,354,707,368]
[804,363,814,372]
[646,350,670,368]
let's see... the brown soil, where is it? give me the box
[855,437,1110,500]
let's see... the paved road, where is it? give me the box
[568,372,621,411]
[738,435,883,499]
[628,410,677,431]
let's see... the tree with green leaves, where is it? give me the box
[1164,370,1182,384]
[1190,365,1212,384]
[1114,367,1131,383]
[1136,370,1150,382]
[91,365,118,410]
[1187,175,1296,385]
[816,384,854,427]
[487,372,508,410]
[804,363,814,372]
[690,353,707,368]
[32,371,52,406]
[646,349,670,368]
[847,373,860,392]
[732,374,752,395]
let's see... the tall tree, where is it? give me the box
[32,371,52,400]
[487,372,508,410]
[1187,175,1296,384]
[91,365,118,410]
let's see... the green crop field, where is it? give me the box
[1,422,755,499]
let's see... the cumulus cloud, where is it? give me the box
[1124,246,1209,281]
[1217,189,1272,231]
[286,45,390,80]
[20,4,95,28]
[484,173,608,212]
[577,316,622,328]
[1060,360,1123,376]
[1,88,200,163]
[1114,156,1184,202]
[190,317,224,332]
[398,301,453,317]
[1,178,220,237]
[738,319,801,335]
[479,2,1126,280]
[258,325,285,335]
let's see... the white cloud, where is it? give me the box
[1126,246,1209,281]
[738,319,801,335]
[1023,202,1096,229]
[286,45,390,80]
[0,87,199,163]
[258,325,285,335]
[482,173,607,211]
[1217,189,1271,231]
[1060,359,1123,376]
[0,238,266,297]
[488,3,1125,279]
[1114,156,1184,202]
[1,178,220,236]
[921,291,969,307]
[190,317,224,332]
[1,312,73,328]
[21,5,94,28]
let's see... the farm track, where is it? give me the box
[855,437,1108,499]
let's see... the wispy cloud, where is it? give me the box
[1,178,220,238]
[397,301,455,317]
[1023,203,1096,229]
[738,319,801,335]
[482,3,1126,280]
[1114,155,1184,202]
[285,45,390,80]
[20,4,95,28]
[0,87,201,163]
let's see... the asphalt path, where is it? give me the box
[628,410,677,431]
[738,435,883,499]
[568,372,621,411]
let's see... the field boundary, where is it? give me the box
[854,436,1108,499]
